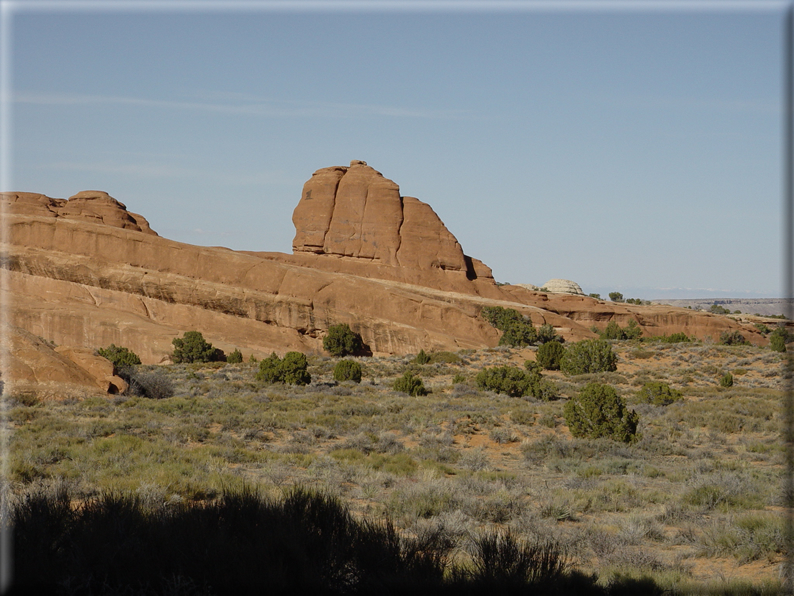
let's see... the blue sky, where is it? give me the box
[6,1,787,298]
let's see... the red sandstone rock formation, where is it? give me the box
[4,190,156,234]
[292,161,488,280]
[2,324,127,399]
[0,163,772,384]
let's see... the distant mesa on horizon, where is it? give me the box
[652,297,793,317]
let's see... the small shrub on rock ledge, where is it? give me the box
[323,324,363,357]
[481,306,537,347]
[655,332,691,343]
[97,344,141,368]
[428,351,462,364]
[599,319,642,341]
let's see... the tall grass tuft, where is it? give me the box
[464,529,568,589]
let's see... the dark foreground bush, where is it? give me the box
[464,530,567,589]
[9,486,618,596]
[6,486,421,595]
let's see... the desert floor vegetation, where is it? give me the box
[5,340,789,594]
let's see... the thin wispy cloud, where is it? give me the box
[42,160,299,187]
[43,160,198,179]
[15,91,472,120]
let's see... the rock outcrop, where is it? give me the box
[540,279,585,296]
[2,324,127,399]
[1,161,771,381]
[293,161,489,281]
[515,280,584,295]
[4,191,156,235]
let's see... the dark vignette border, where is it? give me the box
[0,2,791,594]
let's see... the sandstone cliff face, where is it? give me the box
[2,198,512,363]
[1,165,770,375]
[292,161,486,280]
[2,324,127,399]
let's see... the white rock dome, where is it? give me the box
[540,279,584,295]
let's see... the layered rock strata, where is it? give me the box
[1,164,771,378]
[4,191,156,234]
